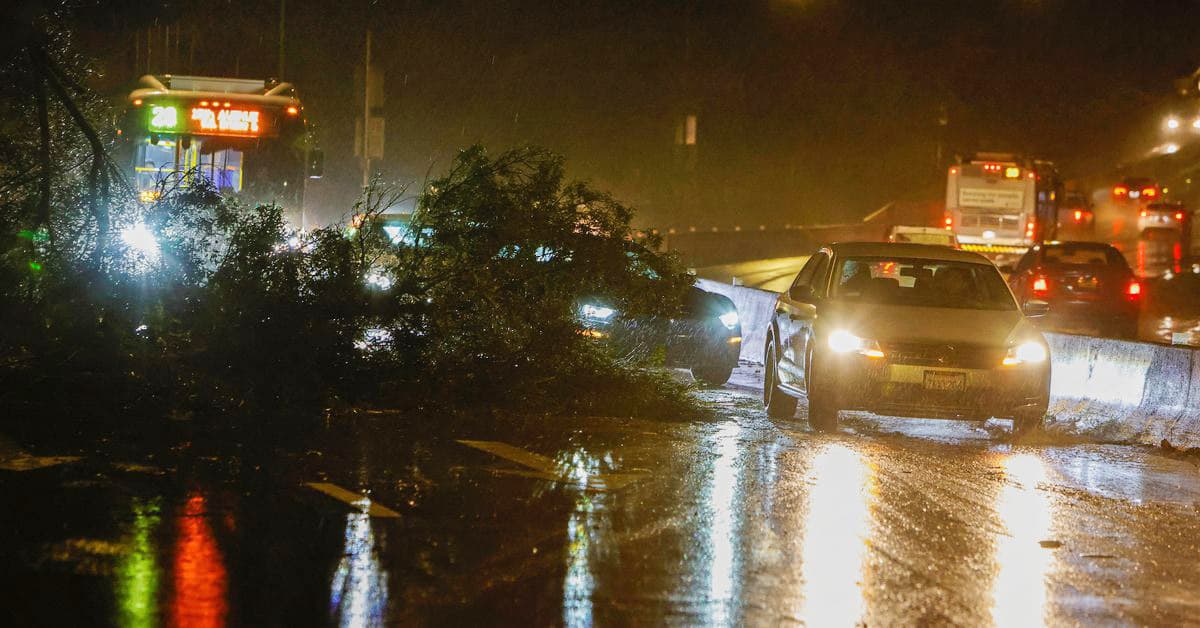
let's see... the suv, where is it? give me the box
[763,242,1050,434]
[579,286,742,385]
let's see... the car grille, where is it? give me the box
[882,342,1004,369]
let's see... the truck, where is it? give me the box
[117,75,321,228]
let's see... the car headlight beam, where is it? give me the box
[828,330,864,353]
[718,311,739,329]
[1003,340,1048,366]
[828,330,884,358]
[580,304,616,320]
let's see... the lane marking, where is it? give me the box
[0,433,80,471]
[457,439,643,492]
[305,482,401,518]
[458,439,559,475]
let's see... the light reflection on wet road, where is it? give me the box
[992,454,1053,628]
[3,366,1200,625]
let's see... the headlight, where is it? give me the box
[580,304,616,320]
[828,330,863,353]
[718,311,739,329]
[1003,340,1048,366]
[827,330,885,358]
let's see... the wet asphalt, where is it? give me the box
[3,366,1200,626]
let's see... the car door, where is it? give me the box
[776,250,830,388]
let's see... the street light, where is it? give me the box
[1166,116,1181,131]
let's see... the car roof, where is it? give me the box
[1038,240,1117,249]
[890,226,949,234]
[826,242,993,264]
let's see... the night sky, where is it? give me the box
[75,0,1200,227]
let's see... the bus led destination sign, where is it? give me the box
[146,102,270,138]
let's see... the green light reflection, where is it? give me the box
[116,498,162,628]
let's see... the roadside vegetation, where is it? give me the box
[0,17,702,430]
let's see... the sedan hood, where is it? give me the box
[822,302,1034,346]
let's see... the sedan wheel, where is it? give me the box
[764,340,798,419]
[805,350,839,431]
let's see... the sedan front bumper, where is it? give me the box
[821,353,1049,421]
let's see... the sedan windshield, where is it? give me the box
[832,256,1016,311]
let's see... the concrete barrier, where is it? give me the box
[1045,334,1200,448]
[697,279,1200,448]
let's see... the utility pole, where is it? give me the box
[278,0,286,79]
[362,29,372,188]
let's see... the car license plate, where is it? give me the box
[923,371,966,392]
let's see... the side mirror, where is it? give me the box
[789,284,816,303]
[1023,299,1050,318]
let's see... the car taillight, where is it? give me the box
[1073,210,1083,222]
[1140,210,1148,217]
[1176,211,1185,221]
[944,215,953,231]
[1032,276,1049,295]
[1127,280,1142,297]
[1143,188,1158,198]
[1113,185,1128,197]
[1025,219,1036,239]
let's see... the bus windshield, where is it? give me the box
[832,257,1016,311]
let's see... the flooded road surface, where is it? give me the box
[3,366,1200,626]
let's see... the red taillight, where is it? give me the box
[949,167,959,175]
[1140,210,1148,217]
[1073,210,1083,222]
[1025,219,1036,238]
[944,215,953,230]
[1033,276,1049,294]
[1114,185,1128,197]
[1176,211,1185,221]
[1127,281,1141,297]
[286,105,299,115]
[983,163,1002,174]
[1143,188,1158,198]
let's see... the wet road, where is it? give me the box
[4,367,1200,626]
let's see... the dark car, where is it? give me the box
[1056,191,1094,238]
[763,242,1050,434]
[1112,177,1160,203]
[1008,241,1141,338]
[578,286,742,385]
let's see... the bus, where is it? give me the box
[118,75,321,227]
[944,153,1058,259]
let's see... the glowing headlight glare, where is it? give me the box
[827,330,863,353]
[1004,340,1047,365]
[718,311,739,329]
[1015,341,1047,363]
[121,223,158,255]
[580,304,616,320]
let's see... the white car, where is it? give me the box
[763,242,1051,434]
[888,225,960,248]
